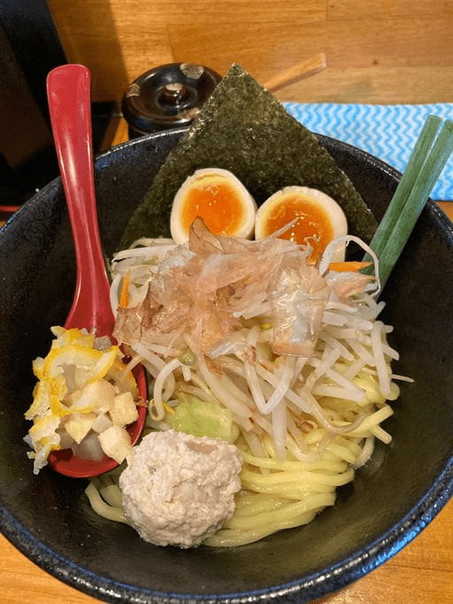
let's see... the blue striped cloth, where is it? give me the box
[284,103,453,200]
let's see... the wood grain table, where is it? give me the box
[2,0,452,601]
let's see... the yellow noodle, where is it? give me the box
[240,478,336,498]
[371,425,392,444]
[225,493,336,531]
[206,506,332,547]
[234,494,289,517]
[85,482,129,525]
[242,452,348,474]
[99,483,123,508]
[347,405,394,436]
[241,468,355,487]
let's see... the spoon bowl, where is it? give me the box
[46,64,147,478]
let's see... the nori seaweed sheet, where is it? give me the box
[121,64,377,247]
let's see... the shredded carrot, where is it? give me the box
[328,261,372,273]
[119,273,130,308]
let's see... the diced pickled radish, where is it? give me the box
[92,413,113,434]
[64,413,97,444]
[98,425,132,464]
[109,392,138,426]
[58,429,74,449]
[73,432,105,461]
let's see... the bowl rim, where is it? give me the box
[1,128,452,604]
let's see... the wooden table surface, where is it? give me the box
[2,0,452,602]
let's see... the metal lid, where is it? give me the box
[122,63,221,135]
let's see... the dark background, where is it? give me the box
[0,0,113,210]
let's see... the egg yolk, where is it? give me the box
[261,196,334,262]
[181,179,244,235]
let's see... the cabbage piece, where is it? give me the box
[43,345,103,378]
[29,414,60,446]
[32,357,45,380]
[50,326,95,349]
[25,380,51,420]
[167,394,238,443]
[28,414,61,474]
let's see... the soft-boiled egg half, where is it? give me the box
[254,186,348,262]
[170,168,256,244]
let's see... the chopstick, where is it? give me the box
[364,116,453,288]
[264,53,327,93]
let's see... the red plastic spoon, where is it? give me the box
[46,64,147,478]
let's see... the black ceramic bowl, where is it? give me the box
[0,129,452,604]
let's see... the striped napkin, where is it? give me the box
[284,103,453,200]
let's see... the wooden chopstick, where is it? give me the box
[264,53,327,93]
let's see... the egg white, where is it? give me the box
[255,186,348,261]
[170,168,256,244]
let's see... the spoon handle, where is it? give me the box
[47,64,114,336]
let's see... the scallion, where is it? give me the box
[368,115,442,259]
[378,119,453,287]
[363,115,453,288]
